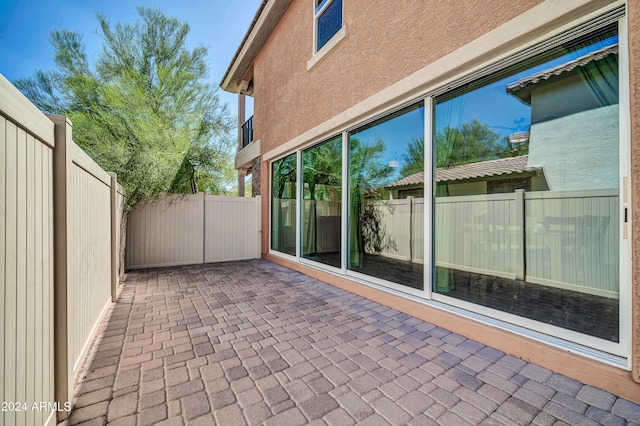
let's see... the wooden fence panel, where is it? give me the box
[371,199,413,261]
[525,189,619,297]
[127,194,261,269]
[435,193,519,279]
[69,152,112,376]
[48,114,120,420]
[126,194,205,269]
[373,190,618,297]
[3,73,124,424]
[1,74,57,426]
[114,182,126,298]
[205,195,261,263]
[412,198,425,263]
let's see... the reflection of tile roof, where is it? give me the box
[389,172,425,187]
[507,44,618,94]
[388,155,540,187]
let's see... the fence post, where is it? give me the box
[48,114,73,421]
[256,195,262,259]
[109,173,118,302]
[408,197,414,263]
[201,192,206,264]
[513,189,525,281]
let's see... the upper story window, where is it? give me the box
[315,0,343,52]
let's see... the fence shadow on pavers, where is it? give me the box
[64,276,138,425]
[62,260,640,425]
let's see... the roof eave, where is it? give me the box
[220,0,292,94]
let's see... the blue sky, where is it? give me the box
[0,0,262,121]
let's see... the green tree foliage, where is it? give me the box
[349,137,394,194]
[303,137,342,200]
[349,137,394,262]
[14,7,234,210]
[394,121,531,180]
[496,139,530,158]
[435,119,501,168]
[399,137,424,179]
[272,154,297,199]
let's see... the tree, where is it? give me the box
[348,137,394,264]
[399,137,424,179]
[435,119,501,168]
[399,121,515,179]
[14,7,234,210]
[303,137,342,200]
[496,138,529,158]
[349,136,394,194]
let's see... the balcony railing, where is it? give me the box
[242,115,254,148]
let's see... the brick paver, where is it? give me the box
[61,260,640,425]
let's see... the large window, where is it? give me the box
[271,153,297,256]
[269,14,626,355]
[348,104,425,289]
[315,0,342,52]
[433,25,620,342]
[302,136,342,267]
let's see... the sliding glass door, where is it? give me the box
[268,14,627,357]
[271,153,297,256]
[302,136,342,268]
[432,24,621,343]
[347,104,425,289]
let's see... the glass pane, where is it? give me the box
[302,136,342,267]
[271,153,297,256]
[316,0,342,51]
[348,103,425,290]
[433,26,620,342]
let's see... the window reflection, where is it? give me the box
[302,136,342,267]
[316,0,342,51]
[433,26,620,342]
[348,104,425,289]
[271,153,297,256]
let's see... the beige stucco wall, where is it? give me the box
[250,0,640,391]
[628,0,640,383]
[255,0,547,253]
[254,0,544,157]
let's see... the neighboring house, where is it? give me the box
[508,43,620,191]
[387,155,546,198]
[221,0,640,400]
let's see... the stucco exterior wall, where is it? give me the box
[253,0,544,158]
[249,0,639,389]
[527,105,619,191]
[628,0,640,383]
[255,0,544,254]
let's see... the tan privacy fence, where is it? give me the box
[127,194,261,269]
[369,189,618,298]
[1,74,124,424]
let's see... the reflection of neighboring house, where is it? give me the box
[387,155,545,198]
[391,45,620,198]
[507,44,619,191]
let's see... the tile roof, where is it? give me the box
[388,155,540,187]
[507,44,618,94]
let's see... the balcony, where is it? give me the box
[236,114,260,171]
[242,115,254,148]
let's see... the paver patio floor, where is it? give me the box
[63,260,640,425]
